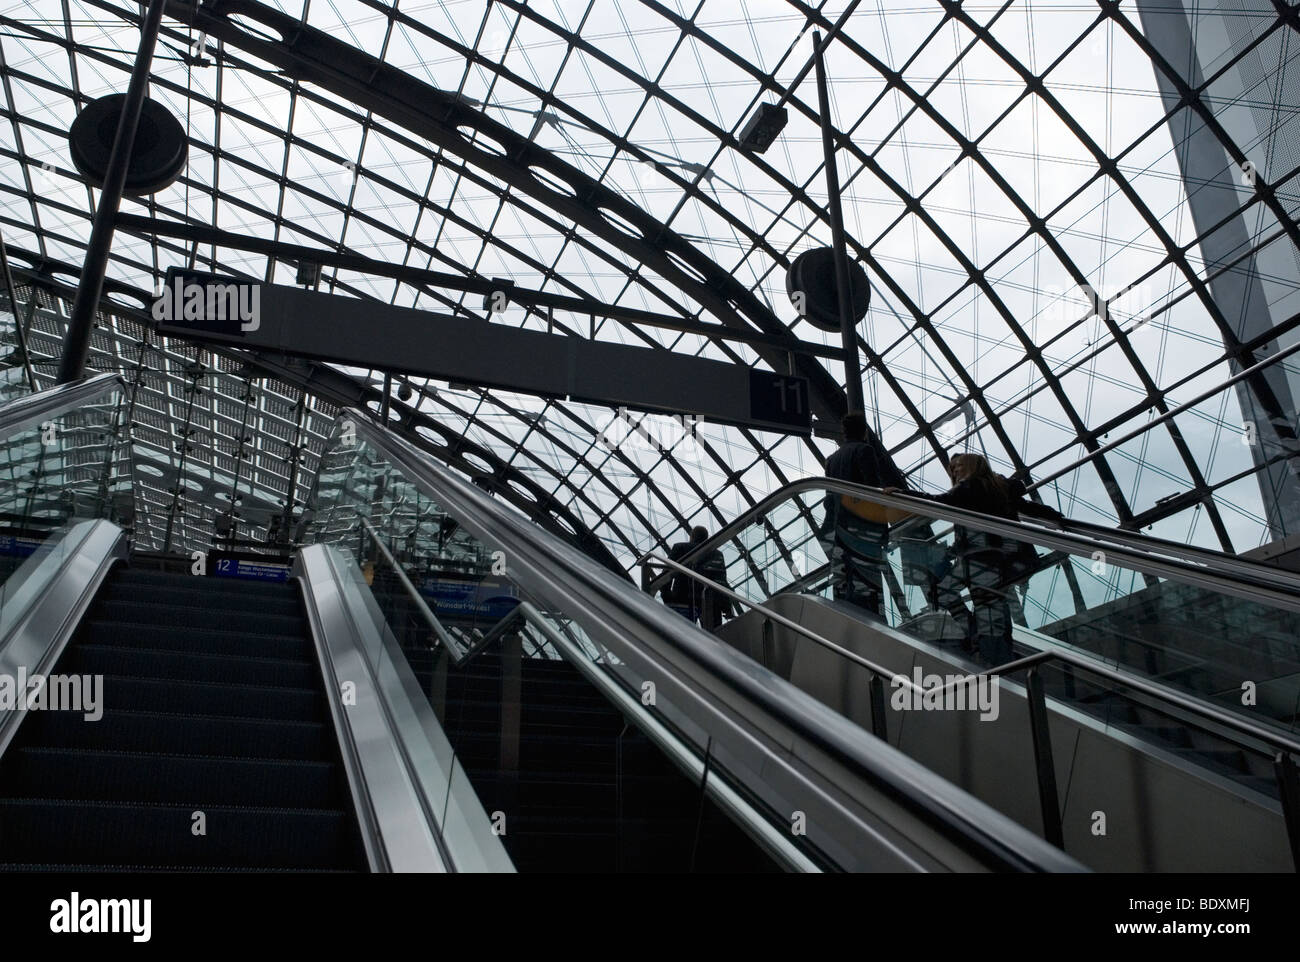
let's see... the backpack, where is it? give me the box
[696,550,727,587]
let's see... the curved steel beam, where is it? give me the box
[164,0,850,427]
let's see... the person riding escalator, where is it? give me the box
[817,411,909,619]
[886,453,1064,666]
[661,525,734,630]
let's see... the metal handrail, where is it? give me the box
[322,408,1084,872]
[0,372,125,436]
[486,599,820,871]
[359,517,469,663]
[640,477,1300,610]
[651,554,1300,753]
[446,599,531,664]
[1057,514,1299,585]
[650,551,1300,867]
[646,552,927,699]
[359,517,542,666]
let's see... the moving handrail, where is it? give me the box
[360,517,540,666]
[324,409,1085,872]
[0,372,124,435]
[648,550,1300,868]
[358,517,472,663]
[470,599,820,871]
[1058,514,1300,586]
[643,477,1300,611]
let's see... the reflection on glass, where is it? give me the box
[703,485,1299,731]
[0,386,129,616]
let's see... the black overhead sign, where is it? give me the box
[748,370,812,433]
[152,268,260,337]
[151,271,813,436]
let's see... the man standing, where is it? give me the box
[661,525,732,629]
[820,411,907,618]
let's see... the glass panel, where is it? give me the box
[0,282,34,405]
[304,420,802,870]
[643,480,1298,868]
[0,382,130,617]
[670,481,1299,734]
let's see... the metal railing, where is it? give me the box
[358,517,470,662]
[647,550,1300,869]
[644,477,1300,605]
[471,599,820,871]
[358,517,558,666]
[318,408,1084,872]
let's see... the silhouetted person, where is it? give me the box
[819,411,908,618]
[887,453,1063,665]
[662,525,732,629]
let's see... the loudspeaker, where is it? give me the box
[69,94,188,196]
[786,246,871,332]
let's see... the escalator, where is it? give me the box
[405,646,774,872]
[297,404,1082,873]
[3,374,1294,872]
[0,377,470,872]
[0,566,365,871]
[644,477,1300,871]
[0,375,1080,872]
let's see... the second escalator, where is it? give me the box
[402,641,779,873]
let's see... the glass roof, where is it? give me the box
[0,0,1297,567]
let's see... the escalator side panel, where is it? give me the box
[293,543,512,873]
[717,594,1291,871]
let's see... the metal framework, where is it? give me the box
[0,0,1297,570]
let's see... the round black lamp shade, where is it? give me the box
[786,246,871,332]
[68,94,188,196]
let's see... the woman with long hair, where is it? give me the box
[888,453,1063,665]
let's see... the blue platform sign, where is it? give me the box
[0,534,42,558]
[210,552,291,583]
[418,574,518,621]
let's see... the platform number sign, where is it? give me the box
[748,370,812,433]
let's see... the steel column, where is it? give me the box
[58,0,167,383]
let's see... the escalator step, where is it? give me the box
[440,680,615,712]
[447,732,667,775]
[497,815,705,871]
[0,565,367,872]
[91,600,304,636]
[1173,747,1251,774]
[86,676,327,722]
[79,621,313,660]
[1,748,346,808]
[1118,724,1194,748]
[110,569,296,598]
[0,798,357,870]
[96,584,302,618]
[63,645,318,689]
[466,769,695,815]
[0,863,356,873]
[437,698,625,733]
[13,709,337,761]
